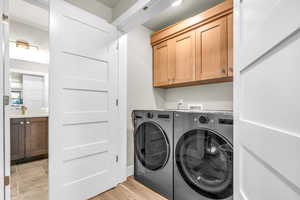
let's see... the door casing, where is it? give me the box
[0,1,6,198]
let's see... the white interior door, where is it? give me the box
[234,0,300,199]
[49,0,120,199]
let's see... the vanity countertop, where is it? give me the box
[9,113,49,119]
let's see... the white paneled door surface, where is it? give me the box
[235,0,300,200]
[49,0,120,199]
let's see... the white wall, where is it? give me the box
[10,59,48,73]
[10,20,48,53]
[164,82,233,110]
[127,26,165,166]
[112,0,137,20]
[10,20,49,64]
[65,0,113,22]
[10,0,49,31]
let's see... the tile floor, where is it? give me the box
[11,159,48,200]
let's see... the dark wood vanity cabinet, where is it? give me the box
[25,118,48,158]
[11,117,48,161]
[11,118,26,161]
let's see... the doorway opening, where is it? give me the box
[8,0,49,200]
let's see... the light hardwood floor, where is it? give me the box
[91,177,167,200]
[12,160,166,200]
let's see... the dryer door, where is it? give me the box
[135,122,170,171]
[175,129,233,199]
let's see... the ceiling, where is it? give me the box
[96,0,121,8]
[144,0,224,31]
[10,0,49,31]
[9,0,224,33]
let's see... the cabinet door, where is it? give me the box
[11,119,26,161]
[153,41,170,87]
[196,17,228,80]
[227,13,233,77]
[169,31,196,84]
[25,117,48,157]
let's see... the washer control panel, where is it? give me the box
[147,112,154,119]
[199,115,209,124]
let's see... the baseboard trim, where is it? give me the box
[127,165,134,177]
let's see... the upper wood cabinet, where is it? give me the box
[151,0,233,88]
[196,17,228,80]
[169,31,196,84]
[153,41,170,87]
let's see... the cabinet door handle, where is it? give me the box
[221,68,226,74]
[20,121,24,125]
[168,78,175,83]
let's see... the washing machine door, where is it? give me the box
[135,122,170,171]
[175,129,233,199]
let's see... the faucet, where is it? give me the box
[21,105,28,115]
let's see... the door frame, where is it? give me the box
[233,0,240,198]
[1,0,10,198]
[0,0,6,198]
[117,34,128,183]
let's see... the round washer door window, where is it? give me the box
[176,129,233,199]
[135,122,170,171]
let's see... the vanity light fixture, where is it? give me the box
[13,40,39,51]
[9,40,49,64]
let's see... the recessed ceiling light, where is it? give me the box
[172,0,183,7]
